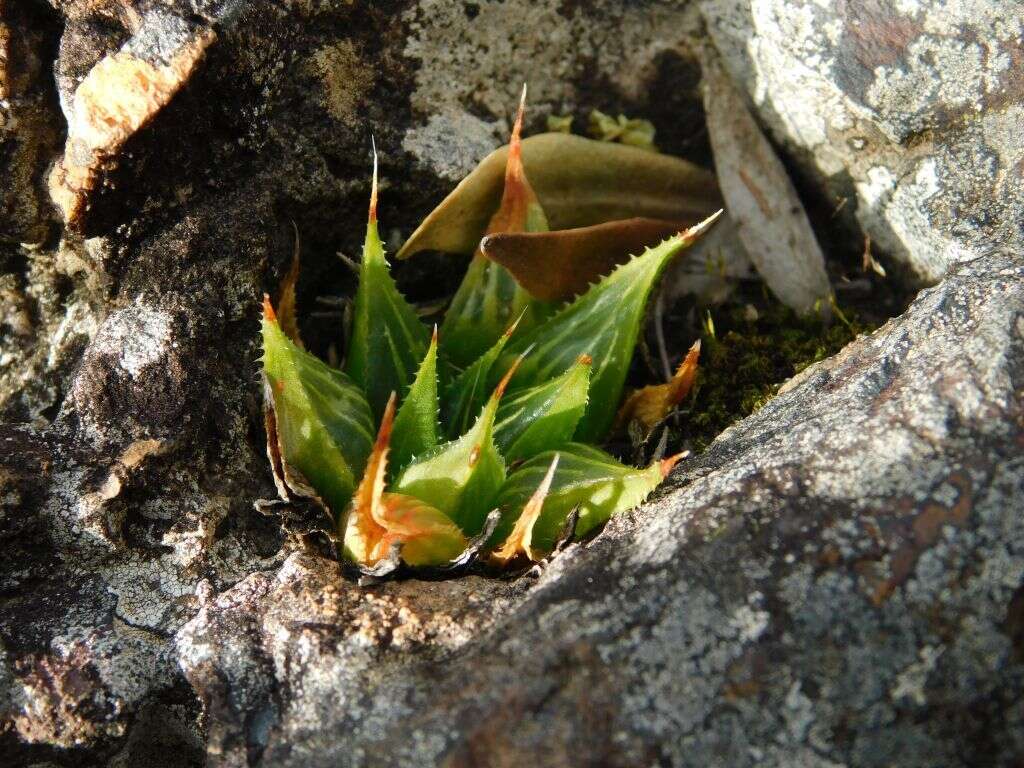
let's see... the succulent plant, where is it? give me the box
[260,92,720,572]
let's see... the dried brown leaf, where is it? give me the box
[397,134,721,259]
[480,217,690,301]
[615,340,701,433]
[702,52,832,317]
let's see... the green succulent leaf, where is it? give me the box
[441,251,548,369]
[262,298,375,517]
[494,354,590,463]
[394,361,519,536]
[345,159,430,419]
[489,443,681,557]
[499,215,719,442]
[440,90,551,368]
[441,315,521,439]
[342,394,467,567]
[390,328,440,475]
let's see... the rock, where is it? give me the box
[700,0,1024,282]
[0,0,63,246]
[49,12,215,227]
[2,0,1021,765]
[177,254,1024,767]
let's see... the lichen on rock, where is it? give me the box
[1,1,1022,766]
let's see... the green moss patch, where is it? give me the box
[673,291,876,452]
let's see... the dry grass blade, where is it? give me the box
[702,52,832,317]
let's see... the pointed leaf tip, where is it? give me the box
[509,84,527,164]
[262,293,277,322]
[504,310,526,339]
[376,392,397,453]
[681,209,723,245]
[494,352,525,402]
[369,143,379,224]
[660,451,688,479]
[492,452,559,564]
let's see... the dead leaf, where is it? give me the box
[615,340,701,433]
[480,217,690,301]
[397,133,721,259]
[701,51,832,317]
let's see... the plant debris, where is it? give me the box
[702,51,832,317]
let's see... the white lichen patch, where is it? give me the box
[890,645,943,706]
[91,306,173,378]
[402,112,503,182]
[864,35,1005,132]
[730,601,770,644]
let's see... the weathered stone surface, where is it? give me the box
[177,254,1024,767]
[1,1,713,763]
[701,0,1024,282]
[0,0,63,246]
[1,0,1021,765]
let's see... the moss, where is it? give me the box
[675,292,876,452]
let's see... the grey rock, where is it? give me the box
[701,0,1024,282]
[1,0,1021,766]
[177,254,1024,767]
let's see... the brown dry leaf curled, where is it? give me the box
[615,340,701,433]
[397,133,722,260]
[702,51,832,317]
[276,224,303,347]
[480,217,691,301]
